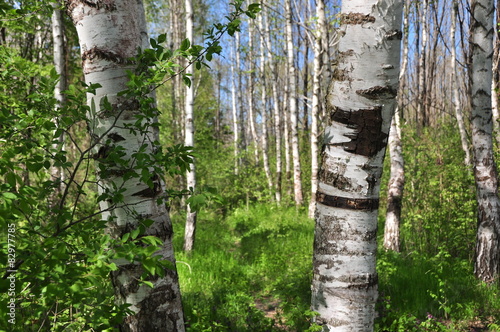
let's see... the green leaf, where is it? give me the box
[180,38,191,52]
[157,33,167,44]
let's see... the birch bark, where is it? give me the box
[451,0,471,166]
[183,0,197,252]
[308,0,326,218]
[311,0,403,330]
[51,3,67,194]
[67,1,185,329]
[285,0,303,205]
[383,0,409,252]
[258,12,273,191]
[470,0,500,283]
[263,4,282,203]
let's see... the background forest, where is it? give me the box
[0,0,499,331]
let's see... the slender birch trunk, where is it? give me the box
[285,0,303,205]
[247,22,259,162]
[308,0,326,218]
[258,13,273,191]
[451,0,471,167]
[417,0,428,129]
[492,0,500,146]
[470,0,500,283]
[263,5,282,203]
[51,3,66,194]
[67,1,185,329]
[311,0,403,329]
[231,44,239,175]
[183,0,197,252]
[383,0,409,252]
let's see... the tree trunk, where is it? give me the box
[231,42,239,175]
[470,0,500,284]
[311,0,403,330]
[417,0,428,129]
[183,0,197,252]
[67,1,185,330]
[383,0,409,252]
[259,12,273,191]
[51,4,67,194]
[308,0,326,219]
[285,0,303,205]
[451,0,471,167]
[263,4,282,203]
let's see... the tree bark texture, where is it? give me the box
[285,0,303,205]
[67,0,185,330]
[183,0,197,252]
[308,0,326,219]
[452,0,471,166]
[311,0,403,330]
[383,0,409,252]
[470,0,500,284]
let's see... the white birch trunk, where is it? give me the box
[247,22,259,163]
[285,0,303,205]
[311,0,403,330]
[417,0,428,128]
[451,0,471,166]
[308,0,326,218]
[259,13,273,191]
[470,0,500,283]
[183,0,197,252]
[263,5,282,203]
[51,4,66,193]
[383,0,409,251]
[67,1,185,330]
[231,44,239,175]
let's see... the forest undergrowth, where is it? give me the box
[172,124,500,332]
[172,203,500,332]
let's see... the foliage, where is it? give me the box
[174,203,320,331]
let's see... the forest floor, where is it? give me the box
[171,203,500,331]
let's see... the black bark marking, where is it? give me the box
[356,86,398,100]
[340,13,375,25]
[92,145,111,160]
[66,0,117,12]
[316,192,379,211]
[132,181,161,198]
[82,46,129,64]
[108,132,126,142]
[330,106,387,157]
[386,29,403,40]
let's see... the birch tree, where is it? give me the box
[469,0,500,283]
[67,0,185,330]
[383,0,409,252]
[184,0,197,252]
[285,0,303,205]
[308,0,327,218]
[311,0,403,330]
[451,0,471,166]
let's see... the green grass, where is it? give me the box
[172,204,317,331]
[170,202,500,331]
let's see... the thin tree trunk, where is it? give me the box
[183,0,197,252]
[384,0,409,252]
[311,0,403,329]
[231,43,239,175]
[417,0,428,129]
[308,0,326,218]
[286,0,303,205]
[470,0,500,284]
[51,3,67,195]
[452,0,471,166]
[67,1,185,329]
[259,13,273,191]
[263,4,282,203]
